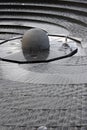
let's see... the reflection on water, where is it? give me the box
[23,49,49,61]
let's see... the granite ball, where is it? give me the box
[37,126,47,130]
[22,28,50,53]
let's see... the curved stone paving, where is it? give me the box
[0,79,87,130]
[0,0,87,130]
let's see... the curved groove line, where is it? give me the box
[0,12,87,27]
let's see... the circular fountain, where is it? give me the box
[0,28,78,63]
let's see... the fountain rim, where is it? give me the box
[0,34,80,64]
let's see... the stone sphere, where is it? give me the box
[22,28,50,52]
[37,126,47,130]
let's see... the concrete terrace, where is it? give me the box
[0,0,87,130]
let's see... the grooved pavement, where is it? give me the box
[0,78,87,129]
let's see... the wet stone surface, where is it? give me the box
[0,36,78,63]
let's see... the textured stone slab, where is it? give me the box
[0,80,87,129]
[1,60,87,84]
